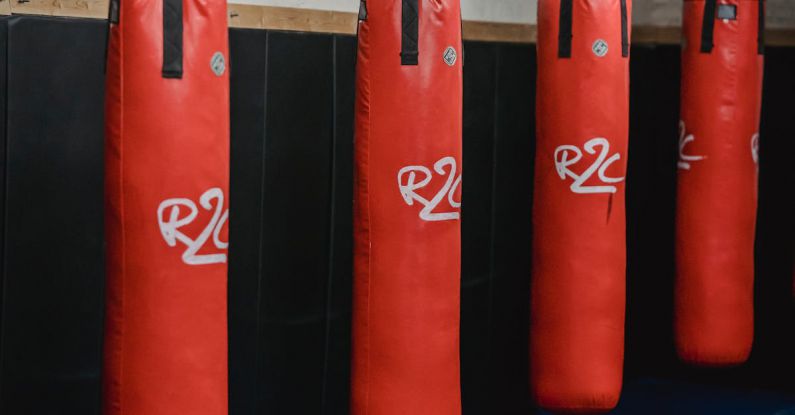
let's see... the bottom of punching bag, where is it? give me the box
[675,316,753,367]
[536,403,619,415]
[534,389,621,415]
[676,343,752,368]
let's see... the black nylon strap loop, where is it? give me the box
[358,0,367,21]
[620,0,629,57]
[401,0,418,65]
[108,0,119,24]
[103,0,120,74]
[700,0,717,53]
[162,0,183,78]
[557,0,627,59]
[758,0,765,55]
[558,0,573,58]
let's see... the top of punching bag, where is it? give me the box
[693,0,765,54]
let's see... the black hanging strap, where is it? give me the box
[620,0,629,57]
[162,0,183,78]
[700,0,717,53]
[558,0,627,59]
[757,0,765,54]
[103,0,120,74]
[401,0,419,65]
[558,0,573,58]
[108,0,119,24]
[358,0,367,21]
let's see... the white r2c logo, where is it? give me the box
[678,121,706,170]
[157,187,229,265]
[554,137,625,194]
[678,121,760,169]
[751,133,760,165]
[397,156,462,221]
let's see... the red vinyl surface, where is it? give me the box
[103,1,230,413]
[675,0,764,366]
[351,1,463,414]
[531,0,631,412]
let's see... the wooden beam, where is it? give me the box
[632,26,681,45]
[0,2,794,47]
[8,0,107,19]
[463,21,536,43]
[767,29,795,47]
[228,4,356,34]
[0,0,11,16]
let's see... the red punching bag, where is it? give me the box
[531,0,631,412]
[675,0,764,366]
[103,0,229,413]
[350,0,462,414]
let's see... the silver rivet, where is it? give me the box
[443,46,457,66]
[210,52,226,76]
[592,39,608,57]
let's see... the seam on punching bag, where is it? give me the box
[558,0,573,58]
[319,36,339,415]
[757,0,765,54]
[620,0,629,57]
[459,9,464,66]
[401,0,418,65]
[0,19,8,407]
[486,44,502,361]
[251,30,270,415]
[162,0,183,78]
[700,0,717,53]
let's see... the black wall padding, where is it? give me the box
[486,43,536,415]
[228,28,268,415]
[624,44,681,382]
[752,46,795,392]
[322,35,356,415]
[460,41,498,415]
[460,41,536,415]
[0,18,7,346]
[0,16,106,415]
[227,29,356,415]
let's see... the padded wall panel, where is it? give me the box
[625,45,681,380]
[257,31,334,415]
[0,16,105,415]
[460,41,497,415]
[321,34,356,415]
[488,43,536,415]
[229,28,269,415]
[0,17,7,341]
[227,30,355,415]
[752,46,795,391]
[459,41,536,415]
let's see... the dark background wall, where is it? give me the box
[0,16,106,415]
[228,29,355,415]
[0,15,793,415]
